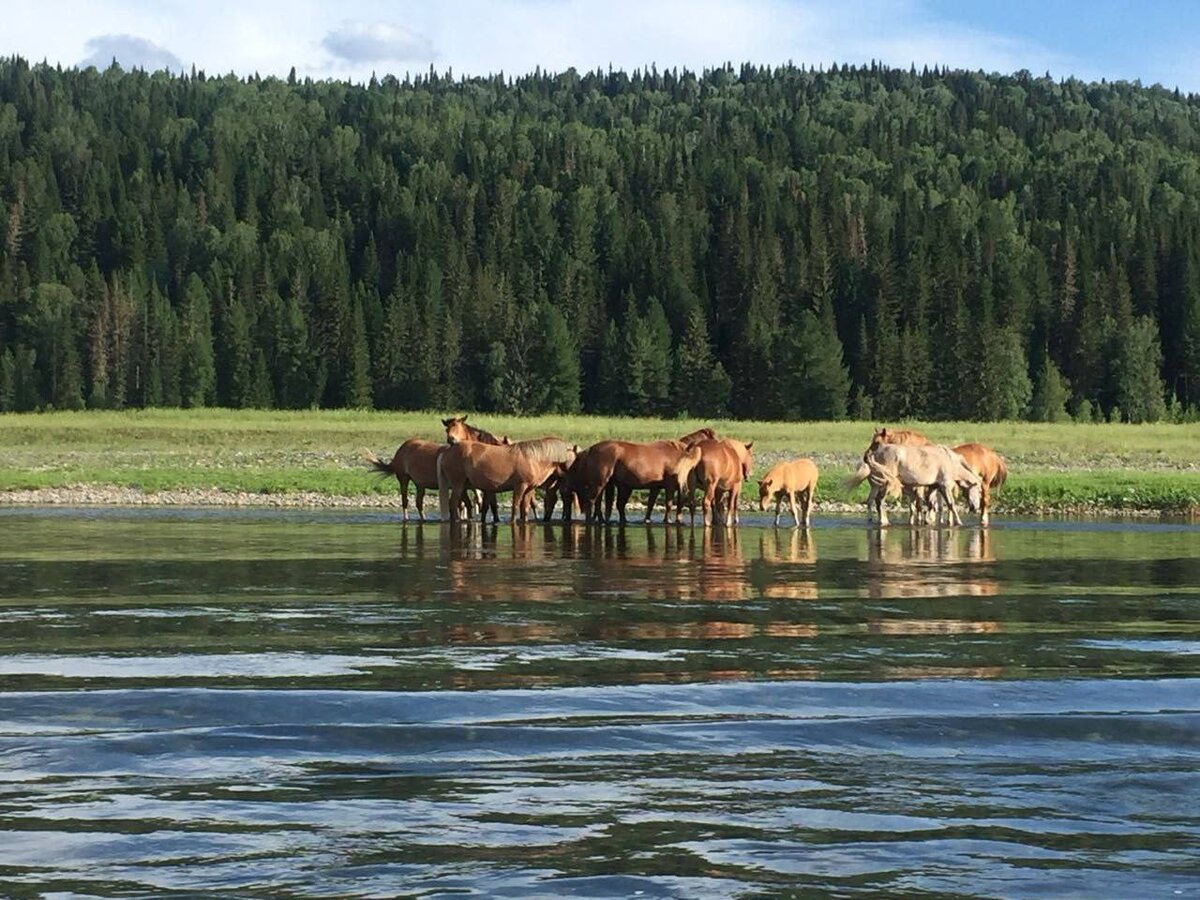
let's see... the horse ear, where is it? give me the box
[441,418,452,427]
[744,441,754,451]
[461,414,469,422]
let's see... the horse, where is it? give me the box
[847,427,934,523]
[864,444,982,527]
[544,446,590,523]
[578,439,704,524]
[952,443,1007,526]
[689,438,754,527]
[758,458,818,527]
[437,439,576,524]
[362,439,448,522]
[442,415,508,447]
[678,427,717,446]
[507,437,579,521]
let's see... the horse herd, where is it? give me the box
[364,417,1008,529]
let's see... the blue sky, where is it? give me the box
[5,0,1198,91]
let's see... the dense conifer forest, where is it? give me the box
[1,57,1199,421]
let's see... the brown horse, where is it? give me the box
[690,438,754,527]
[363,439,446,522]
[442,415,508,447]
[578,439,704,524]
[952,443,1007,526]
[758,458,818,527]
[678,427,717,446]
[437,438,576,524]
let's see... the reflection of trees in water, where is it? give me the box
[864,527,998,598]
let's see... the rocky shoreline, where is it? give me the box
[0,484,1189,519]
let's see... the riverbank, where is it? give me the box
[0,409,1197,516]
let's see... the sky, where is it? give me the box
[4,0,1199,92]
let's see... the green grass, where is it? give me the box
[0,409,1197,513]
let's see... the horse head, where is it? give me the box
[757,476,773,510]
[443,416,471,445]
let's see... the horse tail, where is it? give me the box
[362,448,395,477]
[437,449,451,520]
[993,454,1008,491]
[844,461,871,492]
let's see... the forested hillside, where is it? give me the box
[1,57,1199,421]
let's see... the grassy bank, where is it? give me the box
[0,409,1197,514]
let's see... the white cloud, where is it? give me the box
[79,33,182,72]
[0,0,1181,89]
[322,21,436,64]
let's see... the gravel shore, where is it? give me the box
[0,484,1188,519]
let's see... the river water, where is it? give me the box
[0,508,1197,897]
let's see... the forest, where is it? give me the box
[1,57,1199,422]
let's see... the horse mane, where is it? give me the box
[882,428,930,445]
[679,427,716,446]
[467,424,505,445]
[510,437,575,463]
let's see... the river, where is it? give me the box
[0,508,1197,896]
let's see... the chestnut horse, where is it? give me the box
[441,415,512,519]
[952,443,1007,526]
[442,415,507,447]
[758,458,818,527]
[578,440,704,524]
[363,439,447,522]
[437,438,576,524]
[689,438,754,527]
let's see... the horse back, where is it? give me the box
[398,439,443,487]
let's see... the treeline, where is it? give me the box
[2,57,1200,421]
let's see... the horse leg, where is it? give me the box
[616,484,634,524]
[866,483,879,524]
[980,483,990,527]
[790,491,801,528]
[939,483,962,527]
[774,493,783,527]
[415,486,426,523]
[702,483,717,528]
[449,485,465,524]
[644,487,660,524]
[802,488,813,528]
[398,476,409,522]
[730,481,740,525]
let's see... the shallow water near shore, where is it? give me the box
[0,508,1197,897]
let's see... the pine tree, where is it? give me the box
[778,309,851,420]
[1029,354,1071,422]
[672,308,730,419]
[179,274,216,407]
[1115,316,1167,423]
[531,304,581,413]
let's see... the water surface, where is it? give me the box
[0,509,1197,896]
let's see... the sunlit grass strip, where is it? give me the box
[0,409,1197,513]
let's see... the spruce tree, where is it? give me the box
[1115,316,1167,423]
[1029,354,1071,422]
[179,274,216,408]
[531,304,581,413]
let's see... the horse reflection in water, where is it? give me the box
[864,525,997,599]
[862,526,1003,680]
[755,528,819,600]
